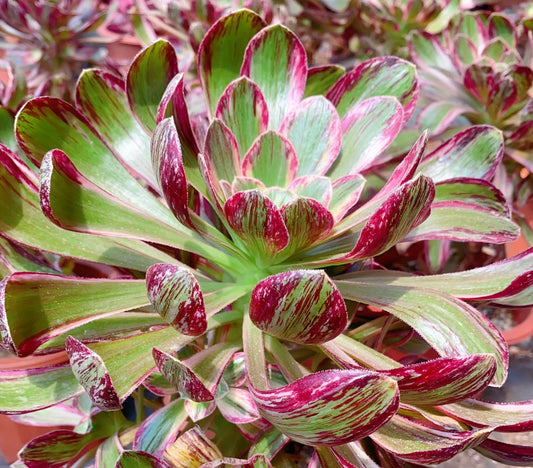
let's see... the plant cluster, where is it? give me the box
[1,2,533,467]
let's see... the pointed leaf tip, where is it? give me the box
[65,336,121,411]
[146,264,206,336]
[250,270,347,344]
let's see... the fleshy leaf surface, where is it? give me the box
[327,57,418,123]
[250,369,399,446]
[241,24,307,129]
[204,119,242,183]
[242,131,298,187]
[146,263,206,336]
[215,77,269,157]
[198,10,266,115]
[126,39,179,133]
[249,270,347,344]
[328,97,403,179]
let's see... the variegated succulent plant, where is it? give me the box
[0,0,112,99]
[410,10,533,209]
[2,8,533,467]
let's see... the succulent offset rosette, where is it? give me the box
[0,9,533,467]
[410,11,533,206]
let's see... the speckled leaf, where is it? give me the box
[198,10,266,116]
[20,412,130,468]
[146,263,206,335]
[347,176,434,260]
[16,98,176,226]
[0,272,148,356]
[328,96,403,179]
[153,342,238,401]
[218,387,261,424]
[280,96,341,177]
[156,74,204,193]
[335,279,508,386]
[384,354,496,405]
[327,57,418,123]
[163,426,222,467]
[476,438,533,466]
[241,25,307,129]
[115,451,162,468]
[289,176,332,207]
[420,125,503,182]
[201,455,271,468]
[65,336,122,411]
[439,399,533,432]
[0,145,178,271]
[250,369,399,446]
[249,270,347,344]
[127,39,178,133]
[204,119,241,183]
[151,118,193,228]
[242,131,298,187]
[304,65,345,98]
[329,175,365,221]
[134,399,187,456]
[224,190,289,261]
[281,198,334,255]
[75,69,155,187]
[370,415,492,464]
[0,356,82,413]
[215,77,269,157]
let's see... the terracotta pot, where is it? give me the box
[0,352,69,463]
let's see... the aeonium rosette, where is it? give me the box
[1,8,533,467]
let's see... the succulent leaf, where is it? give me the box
[249,270,347,344]
[250,369,399,446]
[146,263,206,336]
[241,24,307,130]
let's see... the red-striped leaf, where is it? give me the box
[327,56,418,123]
[215,77,269,157]
[280,96,341,177]
[328,97,403,179]
[146,263,206,336]
[241,24,307,129]
[476,438,533,465]
[115,451,162,468]
[224,190,289,261]
[163,426,222,467]
[242,131,298,187]
[329,175,366,222]
[249,270,347,344]
[281,198,334,255]
[250,369,399,446]
[198,10,266,116]
[65,336,122,411]
[304,65,345,98]
[289,175,332,207]
[384,354,496,405]
[371,415,492,464]
[151,118,193,228]
[204,119,241,183]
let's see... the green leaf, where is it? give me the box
[15,98,177,227]
[198,10,266,116]
[115,451,160,468]
[163,426,223,467]
[75,69,155,187]
[335,279,508,385]
[0,272,148,356]
[0,356,82,413]
[0,145,179,271]
[327,57,418,123]
[216,77,269,157]
[126,39,179,133]
[0,108,16,152]
[242,24,307,129]
[204,119,242,183]
[134,399,188,456]
[96,435,123,468]
[304,65,345,98]
[420,125,503,182]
